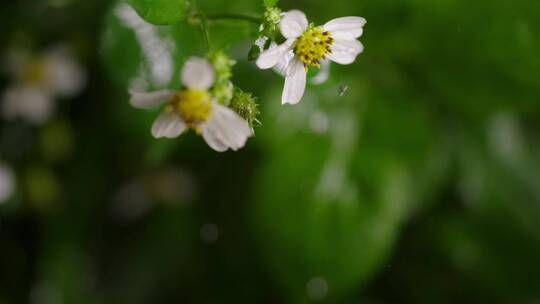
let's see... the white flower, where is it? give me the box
[2,85,54,125]
[1,46,86,125]
[0,162,16,204]
[256,10,366,105]
[129,57,253,152]
[40,46,86,98]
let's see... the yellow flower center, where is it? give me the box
[294,27,334,68]
[168,89,213,131]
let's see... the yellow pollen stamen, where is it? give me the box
[294,27,334,69]
[168,89,213,132]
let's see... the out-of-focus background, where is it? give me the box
[1,0,540,303]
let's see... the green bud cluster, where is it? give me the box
[230,88,261,128]
[248,6,282,61]
[262,7,282,40]
[208,50,236,105]
[207,51,260,127]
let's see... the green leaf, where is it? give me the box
[247,44,260,61]
[128,0,186,25]
[206,20,257,50]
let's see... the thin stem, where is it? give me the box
[194,13,261,25]
[188,0,211,49]
[199,13,211,49]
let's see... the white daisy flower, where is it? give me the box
[256,10,366,105]
[129,57,253,152]
[1,46,86,125]
[0,162,16,205]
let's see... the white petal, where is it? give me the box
[1,85,53,125]
[0,162,16,204]
[281,59,307,105]
[324,17,366,40]
[273,49,295,77]
[201,128,228,152]
[151,112,187,139]
[43,46,86,97]
[280,10,309,39]
[327,39,364,65]
[256,39,295,70]
[201,103,252,152]
[181,57,215,90]
[129,90,176,109]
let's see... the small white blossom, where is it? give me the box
[129,57,253,152]
[0,162,16,204]
[1,46,86,125]
[256,10,366,105]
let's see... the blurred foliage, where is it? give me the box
[1,0,540,303]
[128,0,186,25]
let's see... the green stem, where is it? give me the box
[193,13,261,25]
[199,13,211,49]
[187,0,261,48]
[188,0,211,49]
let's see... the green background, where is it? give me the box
[1,0,540,303]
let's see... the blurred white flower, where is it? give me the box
[0,162,16,204]
[2,85,54,125]
[115,3,175,87]
[256,10,366,104]
[130,57,253,152]
[41,47,86,97]
[1,46,86,125]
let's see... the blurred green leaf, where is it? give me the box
[196,0,259,49]
[128,0,186,25]
[39,119,75,163]
[407,112,540,302]
[25,166,62,213]
[251,76,441,301]
[206,21,256,50]
[457,112,540,238]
